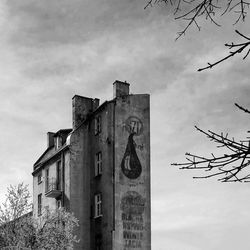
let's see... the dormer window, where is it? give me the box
[55,136,62,150]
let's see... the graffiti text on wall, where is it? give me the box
[121,191,145,249]
[125,116,143,136]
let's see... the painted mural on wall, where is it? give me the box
[125,116,143,136]
[121,191,145,249]
[114,96,150,250]
[121,133,142,179]
[121,116,143,179]
[118,115,147,249]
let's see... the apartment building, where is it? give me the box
[32,80,151,250]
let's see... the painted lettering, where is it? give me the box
[121,192,145,249]
[125,116,143,136]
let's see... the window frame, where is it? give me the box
[38,173,42,184]
[56,199,62,209]
[94,193,102,218]
[38,193,42,216]
[45,168,49,193]
[95,151,102,176]
[56,160,62,190]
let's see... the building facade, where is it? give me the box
[32,81,151,250]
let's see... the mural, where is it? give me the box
[114,96,150,250]
[121,116,143,179]
[121,191,145,249]
[121,133,142,179]
[125,116,143,136]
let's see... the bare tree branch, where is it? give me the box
[198,30,250,71]
[235,102,250,114]
[145,0,250,70]
[172,105,250,182]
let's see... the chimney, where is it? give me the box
[72,95,93,129]
[93,98,100,110]
[113,80,130,98]
[47,132,55,148]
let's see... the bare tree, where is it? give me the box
[0,183,79,250]
[34,207,79,250]
[172,103,250,182]
[145,0,250,71]
[0,183,34,248]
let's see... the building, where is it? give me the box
[32,81,151,250]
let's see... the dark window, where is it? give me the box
[56,199,62,209]
[94,193,102,218]
[56,160,62,190]
[38,173,42,184]
[95,152,102,176]
[94,116,101,135]
[38,194,42,216]
[45,168,49,193]
[54,136,62,150]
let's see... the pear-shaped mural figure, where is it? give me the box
[121,133,142,179]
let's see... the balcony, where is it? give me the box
[45,177,62,198]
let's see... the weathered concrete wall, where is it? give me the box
[89,104,115,250]
[33,172,43,218]
[33,159,59,217]
[69,103,115,250]
[113,94,151,250]
[69,125,91,250]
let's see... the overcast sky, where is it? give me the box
[1,1,250,249]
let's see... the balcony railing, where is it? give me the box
[45,177,62,198]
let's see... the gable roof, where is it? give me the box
[33,146,56,168]
[33,128,72,170]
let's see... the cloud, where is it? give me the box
[6,0,169,47]
[1,1,250,249]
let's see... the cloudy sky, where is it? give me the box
[0,0,250,249]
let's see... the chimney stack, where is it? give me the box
[93,98,100,110]
[72,95,93,130]
[113,80,130,98]
[47,132,55,148]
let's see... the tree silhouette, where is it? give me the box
[0,183,34,248]
[145,0,250,71]
[0,183,79,249]
[172,103,250,182]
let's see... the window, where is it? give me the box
[45,168,49,193]
[95,152,102,176]
[55,136,62,150]
[94,116,101,135]
[56,200,62,209]
[94,193,102,218]
[38,173,42,184]
[56,160,62,190]
[38,194,42,216]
